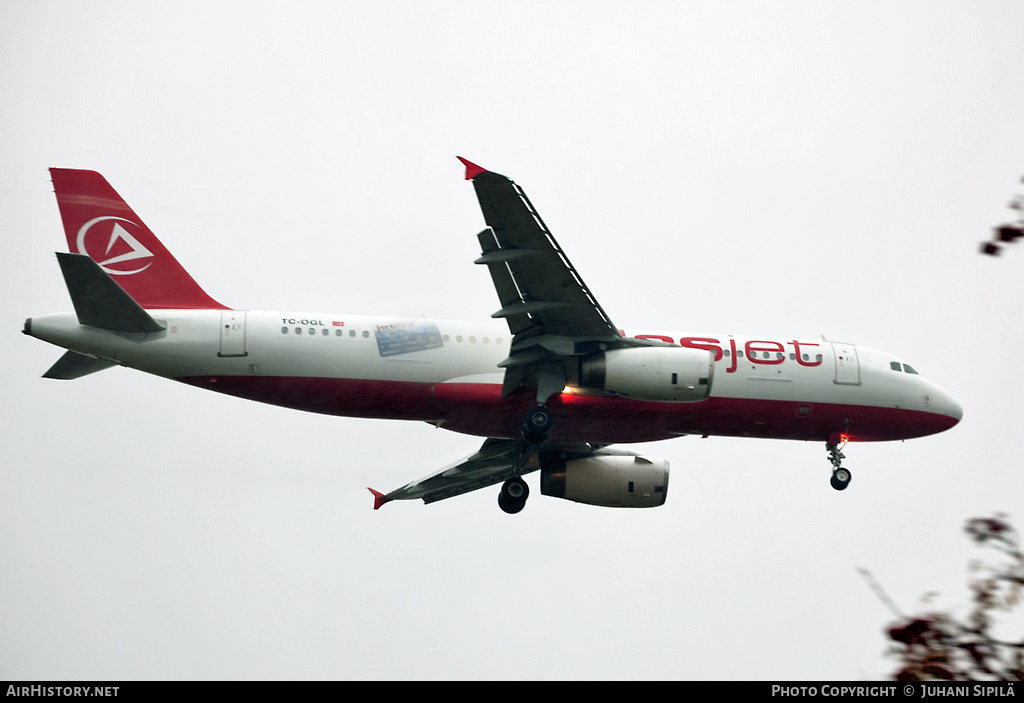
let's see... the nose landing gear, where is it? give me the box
[827,441,852,491]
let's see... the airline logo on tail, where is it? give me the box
[50,168,228,311]
[75,216,154,276]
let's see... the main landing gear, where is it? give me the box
[498,477,529,514]
[521,405,554,445]
[497,405,555,514]
[827,441,852,491]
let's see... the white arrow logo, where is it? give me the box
[75,216,154,276]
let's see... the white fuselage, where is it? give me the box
[27,309,963,446]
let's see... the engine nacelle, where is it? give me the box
[577,346,714,402]
[540,453,669,508]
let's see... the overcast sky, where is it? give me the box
[3,1,1024,680]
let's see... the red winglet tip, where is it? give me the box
[457,156,487,180]
[368,488,390,510]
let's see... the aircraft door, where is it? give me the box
[219,311,248,357]
[831,342,860,385]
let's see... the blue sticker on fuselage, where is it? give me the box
[375,323,444,357]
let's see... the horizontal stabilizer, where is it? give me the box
[56,252,165,333]
[43,350,117,380]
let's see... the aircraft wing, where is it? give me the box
[369,438,523,508]
[459,157,673,398]
[368,438,602,509]
[367,160,678,511]
[462,157,619,341]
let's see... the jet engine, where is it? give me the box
[540,452,669,508]
[576,346,714,402]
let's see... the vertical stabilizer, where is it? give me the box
[50,169,228,310]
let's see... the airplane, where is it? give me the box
[23,159,963,514]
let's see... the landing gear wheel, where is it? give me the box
[522,405,554,445]
[830,467,852,491]
[498,477,529,514]
[826,441,851,491]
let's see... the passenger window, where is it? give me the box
[890,361,902,371]
[322,329,329,336]
[336,329,343,337]
[362,331,369,338]
[456,335,463,343]
[349,330,355,337]
[294,327,301,335]
[282,327,288,334]
[443,334,450,342]
[903,364,919,375]
[308,328,315,335]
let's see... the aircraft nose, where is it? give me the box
[945,393,964,423]
[929,383,963,425]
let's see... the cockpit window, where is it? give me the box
[890,361,902,372]
[903,364,919,375]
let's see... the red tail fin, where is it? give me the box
[50,169,227,310]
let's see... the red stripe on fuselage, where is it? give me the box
[177,376,958,445]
